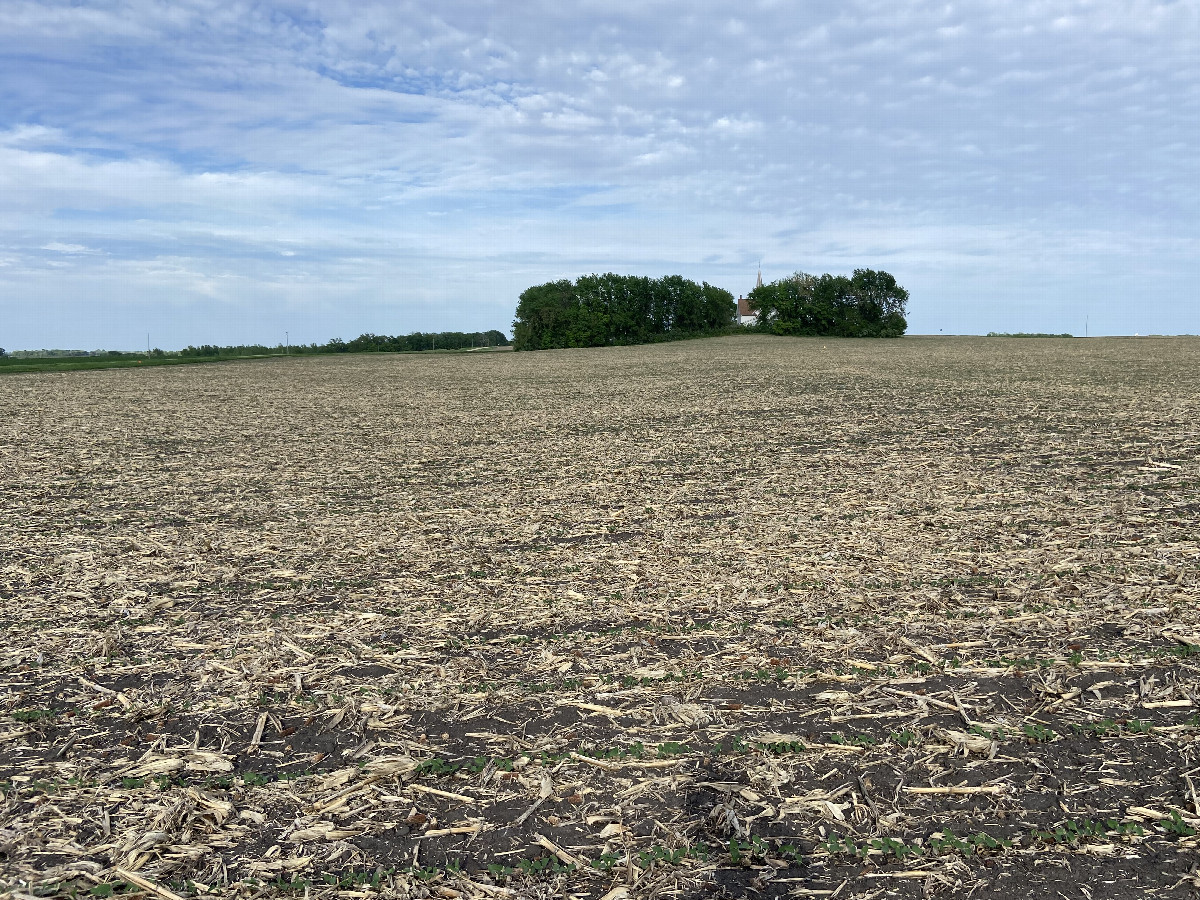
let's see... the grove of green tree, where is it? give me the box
[748,269,909,337]
[512,274,736,351]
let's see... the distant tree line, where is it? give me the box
[512,274,736,351]
[180,330,509,357]
[6,348,99,358]
[321,330,509,353]
[2,331,510,362]
[179,344,271,357]
[986,332,1073,338]
[749,269,909,337]
[4,347,171,360]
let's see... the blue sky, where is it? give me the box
[2,0,1198,349]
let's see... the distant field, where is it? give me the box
[0,353,261,374]
[2,335,1199,899]
[0,347,508,375]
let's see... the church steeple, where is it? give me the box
[756,268,763,288]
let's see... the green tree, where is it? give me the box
[483,329,510,347]
[701,283,736,329]
[513,279,577,350]
[749,269,907,337]
[513,274,736,350]
[849,268,909,336]
[748,272,817,334]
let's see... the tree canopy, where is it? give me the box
[749,269,909,337]
[512,274,736,351]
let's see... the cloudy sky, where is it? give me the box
[2,0,1198,349]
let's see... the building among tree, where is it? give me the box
[736,269,763,326]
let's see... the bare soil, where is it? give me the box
[2,335,1199,900]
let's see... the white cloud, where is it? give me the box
[1,0,1199,347]
[41,242,99,253]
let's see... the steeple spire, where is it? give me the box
[756,268,763,288]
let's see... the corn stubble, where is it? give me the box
[2,334,1200,900]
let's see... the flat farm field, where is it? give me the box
[3,334,1200,900]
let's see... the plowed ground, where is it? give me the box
[2,335,1200,900]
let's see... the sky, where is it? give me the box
[2,0,1198,349]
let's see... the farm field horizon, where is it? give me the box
[2,334,1199,899]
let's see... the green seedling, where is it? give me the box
[826,833,926,860]
[11,708,57,723]
[637,846,690,867]
[777,843,805,865]
[1156,643,1200,659]
[467,756,490,773]
[874,836,923,859]
[1022,723,1057,743]
[413,757,460,777]
[589,853,621,872]
[319,869,393,889]
[828,733,875,747]
[517,857,574,875]
[728,735,751,755]
[728,838,746,864]
[1030,818,1144,845]
[757,739,807,755]
[969,832,1008,851]
[269,877,310,893]
[970,724,1009,740]
[1161,811,1197,838]
[723,835,770,865]
[1070,718,1155,738]
[927,828,1012,856]
[89,883,131,898]
[656,741,691,756]
[822,834,864,858]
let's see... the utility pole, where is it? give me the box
[285,331,289,355]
